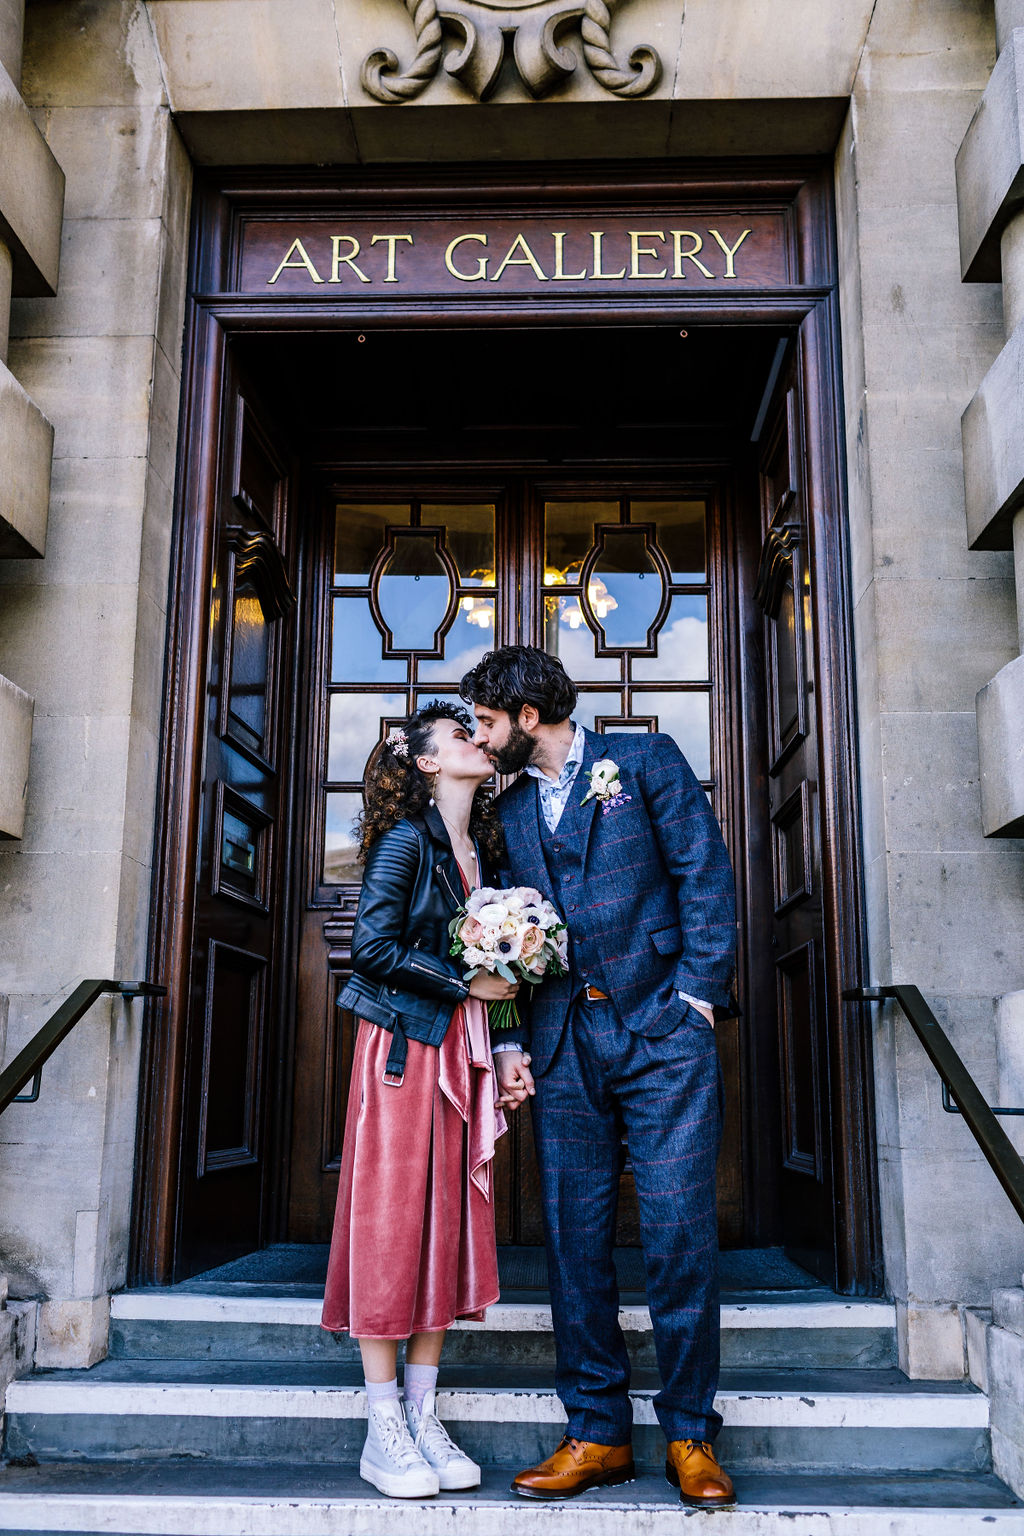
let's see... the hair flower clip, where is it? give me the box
[386,727,409,760]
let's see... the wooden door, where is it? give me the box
[754,369,834,1282]
[287,480,745,1248]
[174,380,298,1276]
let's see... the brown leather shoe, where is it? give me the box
[665,1439,736,1508]
[512,1436,635,1500]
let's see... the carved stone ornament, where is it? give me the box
[361,0,663,103]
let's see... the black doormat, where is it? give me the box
[182,1243,818,1294]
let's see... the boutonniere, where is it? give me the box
[581,758,633,814]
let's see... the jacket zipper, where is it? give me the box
[436,862,463,910]
[410,958,442,977]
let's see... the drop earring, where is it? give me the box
[429,771,439,806]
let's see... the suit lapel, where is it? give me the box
[501,775,551,893]
[573,728,605,870]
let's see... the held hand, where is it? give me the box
[495,1050,536,1110]
[469,971,521,1001]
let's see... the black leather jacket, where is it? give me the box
[338,805,479,1081]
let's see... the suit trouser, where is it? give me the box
[530,993,724,1445]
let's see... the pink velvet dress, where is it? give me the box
[322,869,506,1338]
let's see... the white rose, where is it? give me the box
[504,894,524,913]
[477,902,508,924]
[592,759,617,779]
[479,929,499,952]
[607,778,622,795]
[463,946,487,968]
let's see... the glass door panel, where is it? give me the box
[542,497,715,794]
[319,500,497,894]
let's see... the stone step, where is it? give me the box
[2,1362,990,1474]
[108,1292,899,1371]
[0,1463,1020,1535]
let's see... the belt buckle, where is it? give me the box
[382,1069,404,1087]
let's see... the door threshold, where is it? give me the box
[158,1243,828,1301]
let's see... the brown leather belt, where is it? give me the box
[584,985,609,1001]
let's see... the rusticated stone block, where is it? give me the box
[0,58,63,294]
[977,652,1024,835]
[989,1310,1024,1497]
[35,1295,109,1369]
[956,27,1024,283]
[0,671,32,839]
[0,357,53,556]
[962,321,1024,550]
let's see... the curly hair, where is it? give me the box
[460,644,577,723]
[356,699,504,867]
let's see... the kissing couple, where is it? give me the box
[321,644,738,1509]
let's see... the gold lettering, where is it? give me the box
[370,233,413,283]
[445,233,488,282]
[670,231,715,280]
[491,233,549,282]
[708,227,752,279]
[267,238,324,285]
[551,232,587,281]
[589,231,627,281]
[628,230,667,280]
[330,235,371,284]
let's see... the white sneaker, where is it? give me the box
[360,1398,440,1498]
[405,1390,482,1491]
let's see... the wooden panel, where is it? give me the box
[233,400,286,537]
[239,213,790,297]
[211,782,273,913]
[198,940,266,1173]
[771,779,814,915]
[776,940,823,1179]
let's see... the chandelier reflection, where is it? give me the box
[460,569,496,628]
[543,564,618,629]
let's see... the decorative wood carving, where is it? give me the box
[753,520,801,615]
[224,526,297,621]
[361,0,662,104]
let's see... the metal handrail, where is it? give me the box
[0,980,166,1116]
[844,984,1024,1226]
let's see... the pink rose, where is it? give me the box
[520,925,543,958]
[460,915,484,945]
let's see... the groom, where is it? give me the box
[460,645,737,1509]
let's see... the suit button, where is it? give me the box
[564,873,573,882]
[553,841,562,852]
[390,987,398,994]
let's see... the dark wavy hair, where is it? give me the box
[460,645,577,723]
[356,699,504,866]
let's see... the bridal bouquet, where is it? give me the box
[450,886,569,1031]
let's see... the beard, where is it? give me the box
[486,720,537,775]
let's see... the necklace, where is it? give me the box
[438,809,473,847]
[437,809,477,881]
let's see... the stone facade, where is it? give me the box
[1,0,1023,1490]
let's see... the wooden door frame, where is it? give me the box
[132,159,880,1294]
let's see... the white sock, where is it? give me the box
[365,1376,400,1409]
[404,1363,439,1413]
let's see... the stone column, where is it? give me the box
[954,2,1024,1498]
[958,19,1024,838]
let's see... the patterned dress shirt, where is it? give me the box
[524,720,586,831]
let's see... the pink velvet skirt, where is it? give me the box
[321,1004,505,1338]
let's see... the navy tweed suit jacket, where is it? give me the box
[493,727,737,1075]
